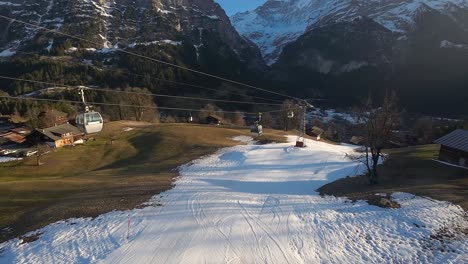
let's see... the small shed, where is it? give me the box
[307,126,324,138]
[206,115,223,125]
[434,129,468,168]
[30,124,83,148]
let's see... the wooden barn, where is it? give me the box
[434,129,468,168]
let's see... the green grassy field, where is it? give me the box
[319,144,468,210]
[0,121,287,242]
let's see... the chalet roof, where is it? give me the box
[0,132,26,144]
[36,124,82,141]
[206,115,224,121]
[434,129,468,153]
[10,127,32,135]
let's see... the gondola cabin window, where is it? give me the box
[86,113,103,124]
[77,114,84,125]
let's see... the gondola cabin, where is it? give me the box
[76,111,103,134]
[250,123,263,137]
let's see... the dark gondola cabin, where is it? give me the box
[250,123,263,137]
[434,129,468,168]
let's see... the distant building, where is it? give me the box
[0,131,26,145]
[206,115,223,125]
[30,124,84,148]
[306,126,324,139]
[0,126,31,146]
[434,129,468,168]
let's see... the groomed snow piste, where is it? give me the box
[1,136,467,263]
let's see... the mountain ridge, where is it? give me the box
[231,0,468,65]
[0,0,265,68]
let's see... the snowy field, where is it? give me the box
[1,137,467,263]
[0,157,21,163]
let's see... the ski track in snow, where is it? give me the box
[0,136,467,263]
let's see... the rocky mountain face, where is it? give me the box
[0,0,266,95]
[0,0,276,117]
[232,0,468,65]
[0,0,264,64]
[232,0,468,116]
[275,17,397,75]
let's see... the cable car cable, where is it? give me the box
[0,75,282,106]
[0,14,300,100]
[10,50,283,103]
[0,95,282,115]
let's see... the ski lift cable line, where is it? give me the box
[0,75,282,106]
[10,50,283,103]
[0,95,282,115]
[0,14,299,100]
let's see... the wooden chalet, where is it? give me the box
[434,129,468,168]
[30,124,84,148]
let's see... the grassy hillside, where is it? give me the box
[0,122,287,242]
[319,144,468,210]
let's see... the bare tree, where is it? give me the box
[356,91,400,184]
[36,108,62,128]
[101,87,158,122]
[125,87,158,122]
[34,143,50,166]
[261,112,273,128]
[198,104,224,120]
[413,117,434,144]
[232,111,246,126]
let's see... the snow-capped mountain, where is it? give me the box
[262,0,468,116]
[231,0,468,65]
[0,0,264,68]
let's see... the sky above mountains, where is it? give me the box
[215,0,267,15]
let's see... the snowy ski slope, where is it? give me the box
[1,136,467,263]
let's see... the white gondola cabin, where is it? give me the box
[76,88,104,135]
[76,111,103,134]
